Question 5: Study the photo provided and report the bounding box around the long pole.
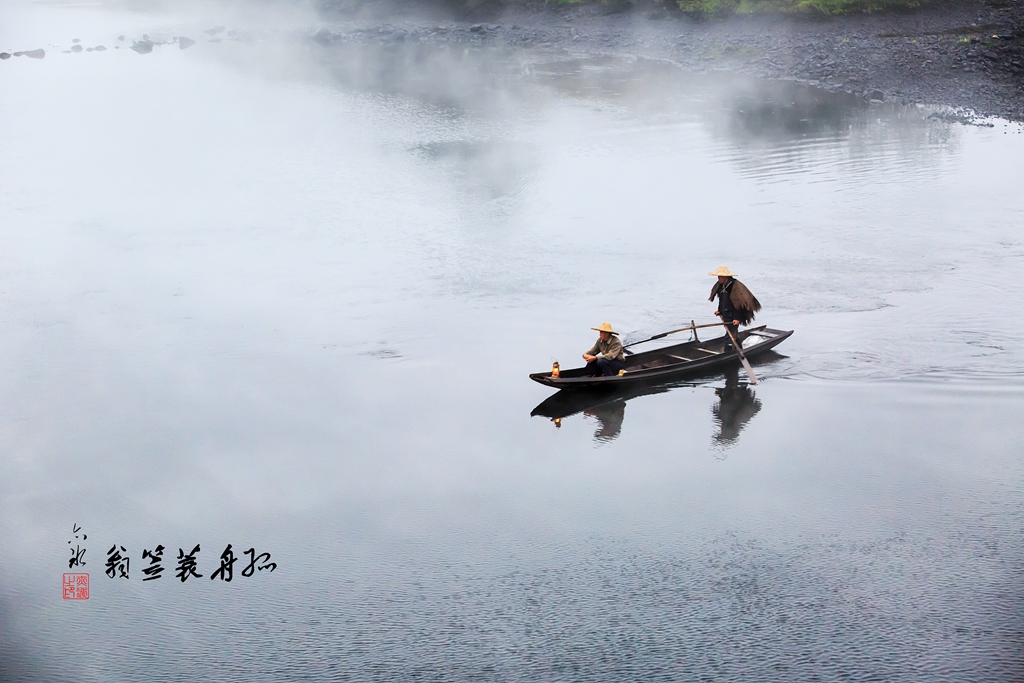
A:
[622,322,729,354]
[724,326,758,385]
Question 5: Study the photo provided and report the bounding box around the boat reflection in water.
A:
[532,353,783,446]
[532,383,671,444]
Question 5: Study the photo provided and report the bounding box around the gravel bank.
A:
[316,0,1024,121]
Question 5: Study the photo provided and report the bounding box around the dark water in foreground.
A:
[1,2,1022,681]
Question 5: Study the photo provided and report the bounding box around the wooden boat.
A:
[529,325,793,390]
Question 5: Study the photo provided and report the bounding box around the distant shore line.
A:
[317,0,1024,121]
[522,0,930,19]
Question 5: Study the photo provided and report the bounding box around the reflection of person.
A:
[708,266,761,347]
[582,322,625,377]
[712,367,762,446]
[585,399,626,443]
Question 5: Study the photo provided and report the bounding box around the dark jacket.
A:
[709,278,761,326]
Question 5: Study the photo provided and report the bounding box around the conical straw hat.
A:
[708,265,738,277]
[591,322,618,335]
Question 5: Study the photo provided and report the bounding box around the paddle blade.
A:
[740,356,758,385]
[725,327,758,385]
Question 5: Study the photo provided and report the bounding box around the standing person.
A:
[708,266,761,348]
[582,322,626,377]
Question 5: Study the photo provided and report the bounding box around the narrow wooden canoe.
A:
[529,325,793,390]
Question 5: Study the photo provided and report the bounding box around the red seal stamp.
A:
[62,573,89,600]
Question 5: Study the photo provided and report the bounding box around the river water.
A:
[1,1,1022,681]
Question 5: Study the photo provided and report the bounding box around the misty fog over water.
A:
[1,1,1022,681]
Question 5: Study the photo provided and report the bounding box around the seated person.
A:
[583,322,626,376]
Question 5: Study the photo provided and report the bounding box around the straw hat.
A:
[591,322,618,335]
[708,265,738,277]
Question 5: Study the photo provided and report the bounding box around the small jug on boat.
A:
[551,361,560,378]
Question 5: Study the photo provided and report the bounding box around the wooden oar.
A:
[622,321,728,355]
[724,326,758,385]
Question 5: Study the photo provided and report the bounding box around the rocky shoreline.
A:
[316,0,1024,121]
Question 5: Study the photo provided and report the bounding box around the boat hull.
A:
[529,326,793,390]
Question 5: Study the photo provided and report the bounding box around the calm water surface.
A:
[1,1,1022,681]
